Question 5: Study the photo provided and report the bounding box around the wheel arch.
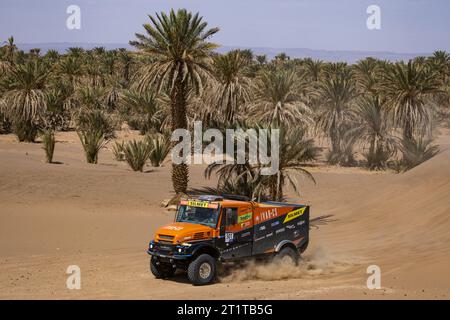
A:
[275,240,298,253]
[191,244,220,259]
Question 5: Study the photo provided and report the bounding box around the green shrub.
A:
[12,120,38,142]
[123,139,152,172]
[78,130,106,164]
[400,136,439,171]
[112,141,125,161]
[147,134,171,167]
[76,110,114,164]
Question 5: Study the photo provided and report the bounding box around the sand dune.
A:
[0,131,449,299]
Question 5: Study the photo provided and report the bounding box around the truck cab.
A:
[147,195,309,285]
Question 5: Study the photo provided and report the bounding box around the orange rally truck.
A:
[147,195,310,285]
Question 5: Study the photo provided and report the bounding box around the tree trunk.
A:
[403,121,414,141]
[330,120,340,154]
[269,172,284,202]
[170,67,189,194]
[368,136,376,168]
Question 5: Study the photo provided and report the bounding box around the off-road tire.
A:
[150,256,176,279]
[187,254,216,286]
[274,246,300,266]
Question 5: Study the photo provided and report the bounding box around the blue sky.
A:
[0,0,449,53]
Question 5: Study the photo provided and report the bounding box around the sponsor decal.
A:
[266,232,273,238]
[163,225,184,231]
[225,232,234,243]
[271,221,280,227]
[283,207,306,223]
[259,225,266,231]
[293,230,300,237]
[254,236,265,242]
[260,208,278,222]
[275,227,285,234]
[187,200,209,208]
[241,231,251,237]
[238,212,252,223]
[240,221,251,228]
[286,224,295,229]
[297,221,305,226]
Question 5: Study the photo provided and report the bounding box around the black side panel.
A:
[217,227,253,260]
[252,206,309,256]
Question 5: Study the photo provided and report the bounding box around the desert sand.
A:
[0,128,449,299]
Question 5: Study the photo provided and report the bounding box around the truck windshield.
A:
[176,205,219,228]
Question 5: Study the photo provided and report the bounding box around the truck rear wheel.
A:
[150,256,176,279]
[187,254,216,286]
[274,247,299,266]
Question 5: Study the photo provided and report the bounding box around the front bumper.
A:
[147,241,193,260]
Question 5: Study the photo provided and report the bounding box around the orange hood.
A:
[154,222,214,243]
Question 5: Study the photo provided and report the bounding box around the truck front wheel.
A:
[150,256,176,279]
[274,246,299,266]
[187,254,216,286]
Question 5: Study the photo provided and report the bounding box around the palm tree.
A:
[428,51,450,111]
[209,50,252,124]
[350,95,397,169]
[130,9,219,195]
[56,56,84,86]
[66,47,85,59]
[428,50,449,84]
[44,49,60,63]
[91,47,106,58]
[84,57,103,87]
[316,71,358,157]
[3,36,17,64]
[121,89,163,134]
[117,49,134,82]
[101,50,117,76]
[2,60,50,141]
[303,58,323,82]
[104,76,124,111]
[249,69,312,128]
[255,54,267,66]
[0,50,11,76]
[274,52,289,65]
[382,60,442,139]
[266,128,319,201]
[204,127,318,201]
[74,85,106,110]
[353,57,382,95]
[29,48,41,58]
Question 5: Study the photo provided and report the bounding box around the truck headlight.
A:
[178,248,183,253]
[180,242,192,247]
[149,243,154,249]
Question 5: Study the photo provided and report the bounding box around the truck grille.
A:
[158,240,173,245]
[157,234,175,244]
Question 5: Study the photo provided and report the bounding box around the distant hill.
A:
[16,42,430,64]
[16,43,133,54]
[217,46,430,64]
